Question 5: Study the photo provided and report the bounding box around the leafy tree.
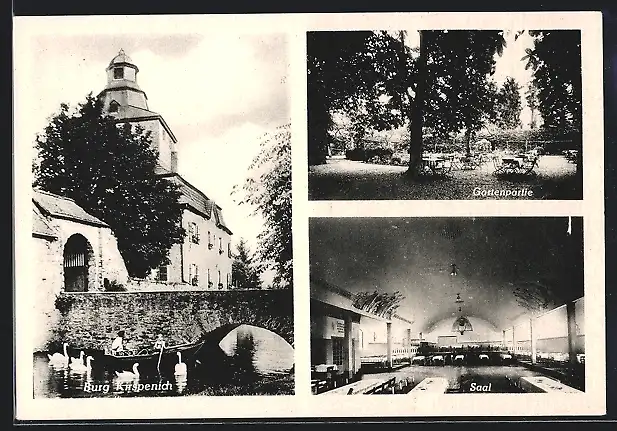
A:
[231,238,263,289]
[525,81,540,129]
[307,30,507,172]
[235,125,291,289]
[33,95,185,278]
[522,30,581,132]
[496,76,523,129]
[522,30,582,175]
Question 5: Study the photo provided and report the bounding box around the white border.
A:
[14,11,605,420]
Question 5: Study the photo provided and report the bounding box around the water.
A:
[34,325,294,398]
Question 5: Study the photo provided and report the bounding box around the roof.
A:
[108,49,138,70]
[109,104,178,143]
[33,189,108,228]
[32,206,57,239]
[158,173,233,235]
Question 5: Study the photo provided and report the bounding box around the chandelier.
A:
[452,316,474,335]
[450,264,473,335]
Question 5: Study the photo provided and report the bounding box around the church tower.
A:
[98,49,178,173]
[99,49,149,113]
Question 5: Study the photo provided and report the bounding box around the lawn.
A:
[308,155,581,200]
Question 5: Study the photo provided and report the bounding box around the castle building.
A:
[97,49,234,289]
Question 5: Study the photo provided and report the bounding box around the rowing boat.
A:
[99,339,205,375]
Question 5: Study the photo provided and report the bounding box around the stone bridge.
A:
[45,289,293,353]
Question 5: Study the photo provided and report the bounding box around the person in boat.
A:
[111,330,125,356]
[154,334,166,350]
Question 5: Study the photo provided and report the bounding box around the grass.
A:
[308,155,581,200]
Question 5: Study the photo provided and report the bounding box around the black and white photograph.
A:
[307,29,583,200]
[18,23,293,399]
[310,217,586,395]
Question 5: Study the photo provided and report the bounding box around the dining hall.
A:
[309,216,585,395]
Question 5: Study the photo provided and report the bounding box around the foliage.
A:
[307,30,507,170]
[104,279,126,292]
[525,80,541,129]
[231,238,263,289]
[422,30,505,155]
[235,125,292,289]
[54,293,76,314]
[33,95,186,278]
[352,290,405,319]
[523,30,582,132]
[495,76,523,129]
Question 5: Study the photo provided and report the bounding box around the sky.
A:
[16,28,290,282]
[309,217,583,334]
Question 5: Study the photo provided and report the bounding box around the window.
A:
[226,273,231,288]
[207,231,212,249]
[227,242,232,258]
[219,237,223,254]
[207,268,212,288]
[189,264,198,286]
[332,338,344,366]
[188,222,199,244]
[218,270,222,288]
[109,100,119,113]
[157,265,168,282]
[113,67,124,79]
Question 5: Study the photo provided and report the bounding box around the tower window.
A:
[113,67,124,79]
[109,100,119,113]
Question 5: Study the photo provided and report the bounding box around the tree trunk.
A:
[407,30,426,177]
[465,127,473,156]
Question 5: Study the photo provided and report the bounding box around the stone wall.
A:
[42,289,293,353]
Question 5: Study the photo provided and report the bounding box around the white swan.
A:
[70,350,85,366]
[69,355,93,372]
[115,363,139,379]
[48,343,69,366]
[174,352,187,376]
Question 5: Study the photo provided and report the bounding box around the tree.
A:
[522,30,581,132]
[235,125,292,289]
[33,95,185,278]
[231,238,263,289]
[496,76,523,129]
[523,30,582,173]
[525,81,540,129]
[307,30,507,172]
[421,30,505,157]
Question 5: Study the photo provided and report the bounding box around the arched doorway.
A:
[63,234,93,292]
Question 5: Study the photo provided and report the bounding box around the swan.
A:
[115,363,139,379]
[174,352,187,376]
[70,350,85,366]
[48,343,69,366]
[69,355,93,372]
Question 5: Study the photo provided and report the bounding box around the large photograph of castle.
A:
[25,31,293,397]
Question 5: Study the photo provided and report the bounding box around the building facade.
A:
[97,49,233,290]
[32,189,129,350]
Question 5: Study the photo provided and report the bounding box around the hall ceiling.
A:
[309,217,584,332]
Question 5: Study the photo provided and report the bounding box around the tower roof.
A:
[108,49,139,71]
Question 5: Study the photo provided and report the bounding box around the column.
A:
[512,326,516,354]
[566,300,577,366]
[343,314,353,380]
[386,322,393,369]
[419,332,423,342]
[530,318,537,364]
[502,330,506,347]
[406,328,412,360]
